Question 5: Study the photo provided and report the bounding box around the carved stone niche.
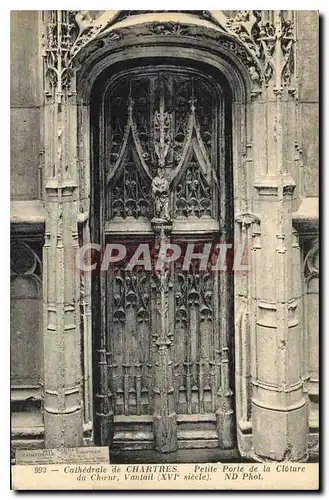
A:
[10,237,44,451]
[10,198,45,454]
[293,198,319,460]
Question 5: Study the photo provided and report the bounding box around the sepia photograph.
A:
[10,8,319,490]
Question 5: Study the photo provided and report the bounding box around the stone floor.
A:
[110,448,319,464]
[110,448,243,464]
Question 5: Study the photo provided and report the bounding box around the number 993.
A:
[34,467,47,474]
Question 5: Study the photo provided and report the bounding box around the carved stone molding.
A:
[41,10,84,445]
[293,198,319,240]
[235,212,260,226]
[254,176,296,197]
[41,10,295,96]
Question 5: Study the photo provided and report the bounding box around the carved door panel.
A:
[93,66,234,452]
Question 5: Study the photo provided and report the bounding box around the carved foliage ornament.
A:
[225,10,295,87]
[42,10,295,93]
[42,10,77,94]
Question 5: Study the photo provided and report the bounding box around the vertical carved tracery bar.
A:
[151,107,177,450]
[42,10,83,447]
[151,223,177,452]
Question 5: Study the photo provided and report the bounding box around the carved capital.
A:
[254,175,296,197]
[235,212,260,226]
[293,198,319,239]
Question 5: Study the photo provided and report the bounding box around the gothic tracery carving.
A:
[112,268,151,325]
[110,158,152,219]
[153,109,171,169]
[11,241,42,284]
[175,259,213,324]
[42,10,76,94]
[105,70,218,222]
[224,10,295,87]
[42,10,295,95]
[175,155,212,218]
[108,264,153,416]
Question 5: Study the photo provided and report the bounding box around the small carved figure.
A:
[259,20,275,38]
[282,19,294,38]
[152,172,171,221]
[75,11,94,36]
[249,65,260,83]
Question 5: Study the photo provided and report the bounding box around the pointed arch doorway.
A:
[91,60,236,457]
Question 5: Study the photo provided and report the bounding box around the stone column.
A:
[42,11,83,447]
[250,11,308,461]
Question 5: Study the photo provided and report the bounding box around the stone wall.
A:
[11,11,44,451]
[297,11,319,198]
[11,11,43,200]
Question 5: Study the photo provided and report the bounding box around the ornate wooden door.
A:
[92,65,235,453]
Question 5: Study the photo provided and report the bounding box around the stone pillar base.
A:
[216,409,235,449]
[252,402,308,461]
[44,410,83,449]
[153,414,178,453]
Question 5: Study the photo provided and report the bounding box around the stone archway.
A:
[42,10,308,462]
[75,24,253,459]
[88,59,236,456]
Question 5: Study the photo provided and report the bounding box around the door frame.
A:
[75,33,255,457]
[41,10,309,462]
[89,61,236,452]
